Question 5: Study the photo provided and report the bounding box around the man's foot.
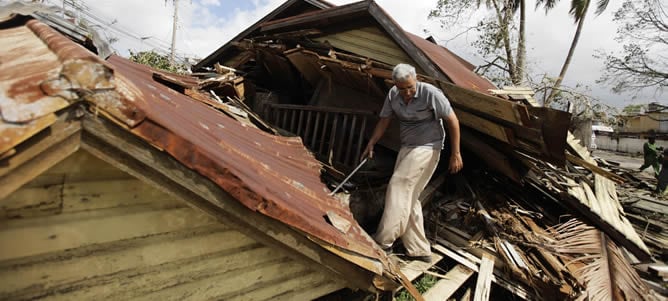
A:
[405,255,432,263]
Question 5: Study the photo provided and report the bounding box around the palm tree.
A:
[482,0,526,85]
[538,0,610,106]
[431,0,527,85]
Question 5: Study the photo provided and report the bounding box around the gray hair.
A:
[392,63,416,83]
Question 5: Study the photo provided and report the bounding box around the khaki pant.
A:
[374,146,440,257]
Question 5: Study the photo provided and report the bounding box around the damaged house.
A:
[1,0,665,300]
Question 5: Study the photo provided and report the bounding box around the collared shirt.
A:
[379,81,453,149]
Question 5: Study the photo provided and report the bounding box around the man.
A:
[361,63,462,263]
[640,134,663,177]
[655,148,668,196]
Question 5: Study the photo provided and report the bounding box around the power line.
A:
[52,0,193,63]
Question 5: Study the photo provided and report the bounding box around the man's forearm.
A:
[444,113,460,154]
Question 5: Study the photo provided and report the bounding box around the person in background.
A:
[655,149,668,196]
[639,133,663,177]
[361,63,462,263]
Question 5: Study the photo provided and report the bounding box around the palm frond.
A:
[535,0,559,14]
[546,219,650,301]
[569,0,589,23]
[594,0,610,15]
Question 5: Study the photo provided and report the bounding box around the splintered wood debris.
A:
[188,13,664,298]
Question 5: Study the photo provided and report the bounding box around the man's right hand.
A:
[361,144,374,160]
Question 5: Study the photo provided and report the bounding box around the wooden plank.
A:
[460,287,472,301]
[226,270,332,301]
[134,258,309,301]
[432,243,533,300]
[455,109,512,144]
[566,153,625,184]
[260,1,368,32]
[80,116,375,291]
[1,184,62,218]
[315,29,414,67]
[17,150,132,188]
[0,225,258,296]
[285,50,322,86]
[0,113,57,155]
[567,132,596,164]
[39,248,295,301]
[460,128,522,183]
[473,253,494,301]
[62,178,182,212]
[367,2,447,81]
[0,206,212,261]
[648,265,668,278]
[439,81,526,126]
[399,253,444,282]
[424,265,474,301]
[0,130,80,201]
[0,118,80,178]
[271,276,346,301]
[632,200,668,215]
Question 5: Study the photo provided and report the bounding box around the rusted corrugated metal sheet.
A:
[0,16,384,268]
[109,55,383,259]
[406,32,497,93]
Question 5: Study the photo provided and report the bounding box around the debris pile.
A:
[186,3,666,298]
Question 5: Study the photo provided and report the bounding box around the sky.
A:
[37,0,667,109]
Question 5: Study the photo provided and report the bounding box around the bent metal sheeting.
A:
[0,16,385,271]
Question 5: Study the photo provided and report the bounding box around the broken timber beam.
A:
[473,253,495,301]
[432,242,535,300]
[566,153,625,184]
[423,265,474,301]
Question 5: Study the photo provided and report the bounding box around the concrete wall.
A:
[593,135,668,154]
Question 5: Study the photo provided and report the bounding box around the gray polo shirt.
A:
[379,82,453,149]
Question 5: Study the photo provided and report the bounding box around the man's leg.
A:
[401,148,440,257]
[374,147,434,249]
[656,168,668,195]
[653,162,661,177]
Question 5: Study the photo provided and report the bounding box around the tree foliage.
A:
[429,0,526,86]
[597,0,668,95]
[128,50,186,74]
[538,0,610,106]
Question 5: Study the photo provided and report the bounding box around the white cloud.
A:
[200,0,221,6]
[60,0,661,108]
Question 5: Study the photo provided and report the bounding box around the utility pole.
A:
[170,0,178,67]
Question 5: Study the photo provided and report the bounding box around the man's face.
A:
[396,76,417,101]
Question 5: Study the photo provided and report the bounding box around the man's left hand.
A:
[448,153,463,174]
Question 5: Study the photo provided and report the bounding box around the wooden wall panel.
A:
[315,26,424,74]
[0,150,345,300]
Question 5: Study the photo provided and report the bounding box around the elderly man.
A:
[361,63,462,262]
